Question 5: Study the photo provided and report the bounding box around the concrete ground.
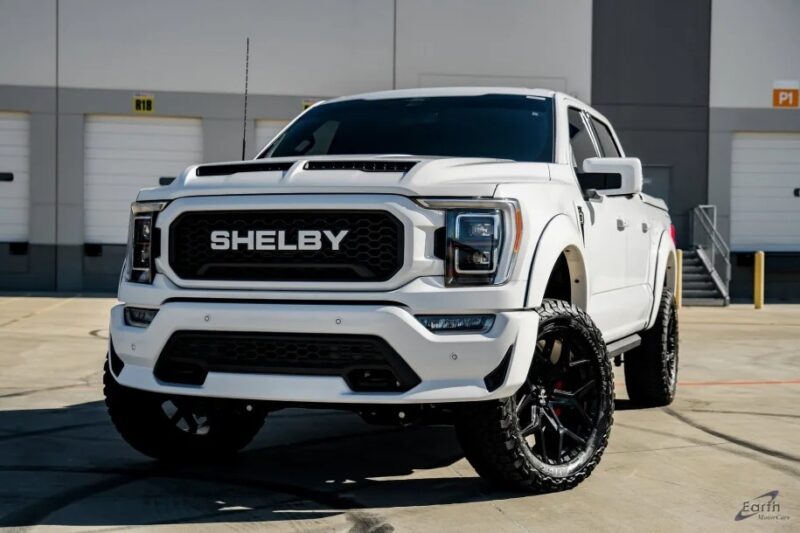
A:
[0,297,797,532]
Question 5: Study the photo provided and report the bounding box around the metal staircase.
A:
[682,205,731,306]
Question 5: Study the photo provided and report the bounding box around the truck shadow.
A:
[1,396,646,527]
[0,400,529,528]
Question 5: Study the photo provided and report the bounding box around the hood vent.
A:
[304,160,418,173]
[196,161,294,177]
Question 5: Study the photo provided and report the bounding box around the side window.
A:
[590,117,621,158]
[567,108,599,169]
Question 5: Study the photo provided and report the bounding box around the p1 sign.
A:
[772,81,799,108]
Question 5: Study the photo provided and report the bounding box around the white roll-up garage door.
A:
[731,132,800,252]
[84,115,202,244]
[255,120,289,155]
[0,112,30,242]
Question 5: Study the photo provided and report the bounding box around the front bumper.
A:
[109,301,539,404]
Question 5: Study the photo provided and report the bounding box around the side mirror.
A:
[581,157,643,196]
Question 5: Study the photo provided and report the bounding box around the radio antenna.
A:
[241,37,250,160]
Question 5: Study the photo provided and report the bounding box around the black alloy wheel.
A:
[515,328,602,465]
[455,299,614,492]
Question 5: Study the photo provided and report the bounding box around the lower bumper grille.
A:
[154,331,421,392]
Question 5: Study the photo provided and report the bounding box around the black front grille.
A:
[169,210,404,282]
[154,331,421,392]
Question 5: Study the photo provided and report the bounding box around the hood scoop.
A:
[196,161,294,177]
[304,160,418,173]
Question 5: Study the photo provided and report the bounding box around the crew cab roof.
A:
[325,87,559,103]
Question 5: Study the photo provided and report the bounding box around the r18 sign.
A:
[133,93,155,113]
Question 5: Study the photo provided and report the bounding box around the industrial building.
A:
[0,0,798,300]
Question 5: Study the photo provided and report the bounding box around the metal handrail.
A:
[691,205,731,298]
[694,206,730,256]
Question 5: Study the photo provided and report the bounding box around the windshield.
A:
[260,95,554,162]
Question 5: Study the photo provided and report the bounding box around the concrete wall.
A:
[0,0,597,292]
[0,87,315,292]
[710,0,800,109]
[0,0,394,96]
[0,1,58,289]
[1,0,593,99]
[0,87,58,291]
[591,0,712,246]
[2,0,798,297]
[395,0,592,101]
[707,0,800,301]
[0,0,56,87]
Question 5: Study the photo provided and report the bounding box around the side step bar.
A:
[606,334,641,357]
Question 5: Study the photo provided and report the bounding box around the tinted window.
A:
[590,117,621,157]
[567,108,598,167]
[263,95,554,162]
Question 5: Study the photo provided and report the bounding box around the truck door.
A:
[568,108,627,332]
[587,114,654,324]
[568,108,634,338]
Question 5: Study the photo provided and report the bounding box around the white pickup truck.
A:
[105,88,678,492]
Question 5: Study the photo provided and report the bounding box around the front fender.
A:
[523,214,589,310]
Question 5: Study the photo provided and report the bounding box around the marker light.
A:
[417,314,495,334]
[124,306,158,328]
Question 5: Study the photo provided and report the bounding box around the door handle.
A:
[616,218,629,231]
[642,221,650,232]
[794,188,800,197]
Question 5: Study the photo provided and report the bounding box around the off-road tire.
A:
[454,299,614,492]
[103,361,265,461]
[624,288,679,406]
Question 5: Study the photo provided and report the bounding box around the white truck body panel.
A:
[110,87,675,405]
[137,156,551,201]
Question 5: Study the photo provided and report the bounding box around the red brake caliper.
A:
[553,380,564,416]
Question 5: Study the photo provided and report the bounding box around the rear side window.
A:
[590,117,621,157]
[567,108,598,168]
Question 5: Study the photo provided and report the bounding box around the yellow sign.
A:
[133,93,155,113]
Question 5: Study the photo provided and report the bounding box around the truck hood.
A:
[136,155,551,201]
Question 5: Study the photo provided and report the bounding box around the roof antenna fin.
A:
[241,37,250,160]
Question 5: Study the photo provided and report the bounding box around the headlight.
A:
[416,198,522,286]
[124,201,167,284]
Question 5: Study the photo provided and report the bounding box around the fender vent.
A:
[196,162,294,176]
[304,160,417,173]
[484,345,513,392]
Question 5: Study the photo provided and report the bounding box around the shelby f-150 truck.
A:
[105,88,679,492]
